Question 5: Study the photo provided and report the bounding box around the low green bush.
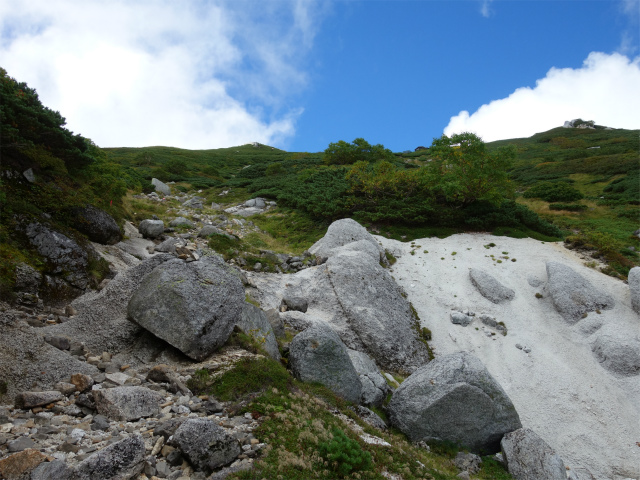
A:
[523,181,584,202]
[549,203,588,211]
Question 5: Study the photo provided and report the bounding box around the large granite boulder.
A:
[289,322,362,403]
[591,324,640,376]
[347,349,390,407]
[74,434,146,479]
[25,222,89,289]
[469,268,515,304]
[71,205,122,245]
[501,428,567,480]
[235,303,280,360]
[325,247,431,372]
[45,254,174,356]
[151,178,171,196]
[93,386,163,421]
[388,352,522,454]
[309,218,384,262]
[169,418,241,471]
[138,219,164,239]
[546,262,614,323]
[127,255,244,361]
[629,267,640,314]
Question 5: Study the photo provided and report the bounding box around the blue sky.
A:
[1,0,639,151]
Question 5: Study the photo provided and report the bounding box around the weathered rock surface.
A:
[182,197,203,209]
[127,255,244,361]
[289,322,362,403]
[169,217,194,228]
[235,303,280,360]
[347,349,390,407]
[500,428,566,480]
[25,222,89,289]
[138,219,164,239]
[154,236,185,254]
[0,449,49,479]
[388,352,521,453]
[281,296,308,313]
[74,434,146,479]
[14,391,63,409]
[546,262,614,323]
[71,205,122,245]
[325,247,431,372]
[169,418,242,472]
[469,268,515,303]
[591,324,640,376]
[629,266,640,314]
[93,386,163,421]
[308,218,384,262]
[266,308,285,339]
[151,178,171,196]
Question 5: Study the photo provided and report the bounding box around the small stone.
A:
[8,437,36,452]
[71,373,95,393]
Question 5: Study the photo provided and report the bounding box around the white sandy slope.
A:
[376,233,640,480]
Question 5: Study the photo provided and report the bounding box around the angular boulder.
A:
[235,303,280,360]
[25,222,89,289]
[325,247,431,372]
[183,197,203,209]
[138,219,164,239]
[127,255,244,360]
[591,324,640,376]
[501,428,566,480]
[546,262,614,323]
[308,218,384,262]
[289,322,362,403]
[74,434,146,479]
[0,449,49,479]
[93,386,162,421]
[347,349,390,407]
[629,267,640,314]
[388,352,522,454]
[14,391,63,409]
[469,268,515,303]
[169,418,241,471]
[71,205,122,245]
[151,178,171,196]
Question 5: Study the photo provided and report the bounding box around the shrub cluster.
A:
[523,181,584,202]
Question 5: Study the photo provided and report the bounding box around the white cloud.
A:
[444,52,640,142]
[480,0,493,18]
[0,0,326,148]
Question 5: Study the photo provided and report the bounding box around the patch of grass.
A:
[535,293,543,299]
[384,249,397,266]
[318,427,373,477]
[250,209,328,255]
[210,357,291,402]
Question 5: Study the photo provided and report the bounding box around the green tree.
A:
[427,132,515,206]
[323,137,395,165]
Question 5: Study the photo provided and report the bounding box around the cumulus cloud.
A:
[444,52,640,141]
[0,1,326,148]
[480,0,494,18]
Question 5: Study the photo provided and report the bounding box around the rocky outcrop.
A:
[388,352,521,454]
[501,428,567,480]
[169,418,242,472]
[70,205,122,245]
[546,262,614,323]
[289,322,362,403]
[347,349,390,407]
[14,391,63,409]
[127,255,244,361]
[469,268,515,303]
[629,267,640,314]
[25,222,89,290]
[138,219,164,239]
[325,246,430,372]
[591,324,640,376]
[235,303,280,360]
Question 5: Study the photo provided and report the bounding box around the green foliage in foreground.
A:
[192,355,514,480]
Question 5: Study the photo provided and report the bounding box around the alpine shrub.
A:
[318,428,372,477]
